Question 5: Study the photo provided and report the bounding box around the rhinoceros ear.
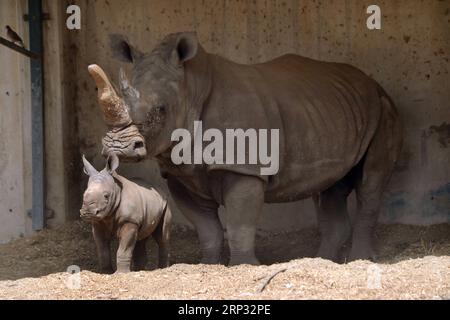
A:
[109,33,143,63]
[82,155,98,176]
[105,153,120,174]
[174,32,198,64]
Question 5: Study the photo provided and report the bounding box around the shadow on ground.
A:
[0,221,449,280]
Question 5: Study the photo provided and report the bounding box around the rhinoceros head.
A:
[80,154,120,222]
[98,32,201,160]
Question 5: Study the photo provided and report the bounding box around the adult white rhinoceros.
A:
[88,32,402,265]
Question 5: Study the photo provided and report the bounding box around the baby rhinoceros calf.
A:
[80,154,172,273]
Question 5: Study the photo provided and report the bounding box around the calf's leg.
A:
[116,222,138,273]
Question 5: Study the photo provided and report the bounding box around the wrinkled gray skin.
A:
[103,32,402,265]
[80,154,171,273]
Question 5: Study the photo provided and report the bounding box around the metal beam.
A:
[29,0,45,230]
[0,36,40,59]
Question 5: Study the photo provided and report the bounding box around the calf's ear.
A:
[172,32,198,64]
[105,153,120,174]
[82,155,98,176]
[109,33,143,63]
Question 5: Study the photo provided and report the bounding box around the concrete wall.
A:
[0,0,32,243]
[0,0,79,243]
[1,0,449,242]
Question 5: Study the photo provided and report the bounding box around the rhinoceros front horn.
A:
[88,64,132,129]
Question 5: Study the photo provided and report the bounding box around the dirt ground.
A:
[0,221,449,299]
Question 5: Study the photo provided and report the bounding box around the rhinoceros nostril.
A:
[133,141,144,149]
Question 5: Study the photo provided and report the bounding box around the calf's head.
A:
[80,154,121,222]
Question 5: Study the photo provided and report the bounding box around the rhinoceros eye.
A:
[155,105,166,114]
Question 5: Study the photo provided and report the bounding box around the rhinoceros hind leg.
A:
[167,177,224,264]
[349,100,402,262]
[348,163,383,262]
[314,174,354,262]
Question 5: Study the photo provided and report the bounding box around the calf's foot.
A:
[115,260,132,273]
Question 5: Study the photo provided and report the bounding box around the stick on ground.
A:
[257,267,289,293]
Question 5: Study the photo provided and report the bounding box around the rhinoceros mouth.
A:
[79,209,99,222]
[80,206,110,222]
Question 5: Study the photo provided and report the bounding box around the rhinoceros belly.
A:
[262,56,382,202]
[203,54,382,203]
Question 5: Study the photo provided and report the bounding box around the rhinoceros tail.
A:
[376,84,397,116]
[376,84,403,164]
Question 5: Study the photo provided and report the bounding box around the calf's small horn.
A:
[88,64,132,128]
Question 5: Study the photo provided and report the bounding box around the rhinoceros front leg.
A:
[116,222,138,273]
[222,172,264,266]
[167,177,224,264]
